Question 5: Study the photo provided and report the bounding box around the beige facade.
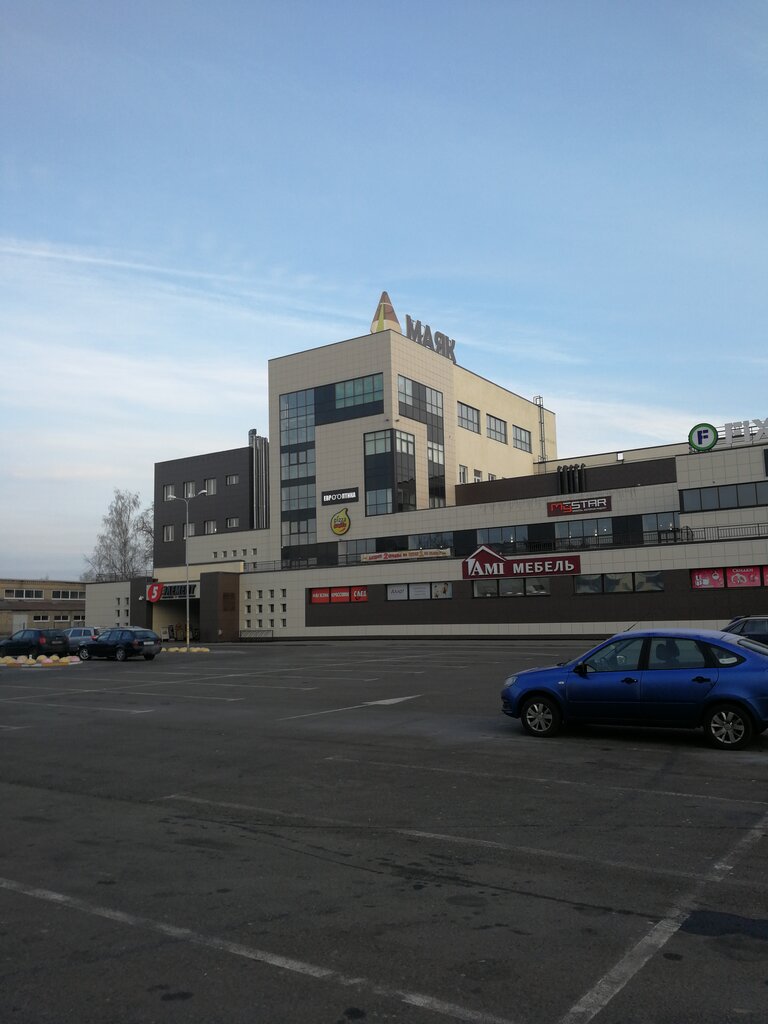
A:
[0,578,86,636]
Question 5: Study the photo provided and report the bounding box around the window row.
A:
[680,480,768,513]
[162,477,240,501]
[334,373,383,409]
[5,588,44,599]
[5,588,85,600]
[162,519,240,541]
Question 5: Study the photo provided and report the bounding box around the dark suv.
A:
[77,627,162,662]
[723,616,768,645]
[0,628,69,657]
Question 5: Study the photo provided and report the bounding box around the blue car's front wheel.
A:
[520,695,561,738]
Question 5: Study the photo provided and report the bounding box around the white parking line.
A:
[324,756,768,808]
[0,876,517,1024]
[158,794,766,892]
[0,698,154,714]
[557,809,768,1024]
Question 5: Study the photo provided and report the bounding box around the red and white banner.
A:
[462,546,581,580]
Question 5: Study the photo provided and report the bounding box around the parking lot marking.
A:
[557,809,768,1024]
[0,698,154,714]
[159,795,767,892]
[279,694,422,721]
[0,875,518,1024]
[325,756,768,808]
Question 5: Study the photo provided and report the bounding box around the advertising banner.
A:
[690,569,724,590]
[726,566,761,588]
[462,546,581,580]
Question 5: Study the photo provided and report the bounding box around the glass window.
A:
[473,580,499,598]
[226,474,239,486]
[682,489,702,512]
[634,571,664,592]
[226,517,240,529]
[473,470,482,483]
[718,485,738,508]
[459,465,468,484]
[487,415,508,443]
[163,484,175,501]
[183,481,196,497]
[395,430,415,456]
[204,478,217,495]
[366,488,392,516]
[458,402,480,433]
[525,577,550,596]
[499,578,525,597]
[700,487,718,511]
[737,482,756,505]
[647,638,707,670]
[334,373,383,409]
[574,574,603,595]
[163,525,174,542]
[512,425,532,452]
[204,520,217,535]
[182,522,195,539]
[704,644,744,667]
[582,637,644,673]
[604,573,633,593]
[364,430,391,456]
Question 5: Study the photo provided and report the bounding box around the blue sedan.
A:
[501,628,768,750]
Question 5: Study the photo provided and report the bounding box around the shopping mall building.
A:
[86,294,768,641]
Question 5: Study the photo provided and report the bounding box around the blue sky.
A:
[2,0,766,579]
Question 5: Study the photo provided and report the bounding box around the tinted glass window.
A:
[583,637,644,672]
[703,644,744,667]
[647,638,707,670]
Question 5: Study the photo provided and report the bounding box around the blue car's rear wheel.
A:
[704,704,754,750]
[520,695,561,737]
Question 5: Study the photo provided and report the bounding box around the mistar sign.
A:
[405,314,457,364]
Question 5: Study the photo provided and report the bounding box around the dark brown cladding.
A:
[455,458,678,506]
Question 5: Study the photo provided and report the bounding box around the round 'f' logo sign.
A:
[688,423,718,452]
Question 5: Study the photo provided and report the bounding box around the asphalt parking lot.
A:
[1,640,766,1024]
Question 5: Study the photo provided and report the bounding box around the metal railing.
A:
[241,522,768,574]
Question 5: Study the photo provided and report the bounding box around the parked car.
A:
[501,628,768,750]
[0,628,69,658]
[77,627,162,662]
[62,626,101,653]
[723,616,768,645]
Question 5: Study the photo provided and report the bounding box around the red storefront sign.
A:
[146,582,165,603]
[350,587,368,602]
[726,566,761,588]
[310,588,330,603]
[330,587,350,603]
[690,569,725,590]
[547,496,611,517]
[462,546,581,580]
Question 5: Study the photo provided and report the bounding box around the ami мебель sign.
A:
[462,546,581,579]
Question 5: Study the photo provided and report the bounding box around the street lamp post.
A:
[170,489,206,647]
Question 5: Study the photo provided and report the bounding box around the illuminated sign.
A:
[547,496,611,517]
[361,549,450,563]
[462,546,581,580]
[322,488,359,506]
[689,419,768,452]
[405,314,457,364]
[310,586,368,604]
[330,508,351,536]
[153,583,197,600]
[146,582,164,603]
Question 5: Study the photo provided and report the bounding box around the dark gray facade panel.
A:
[455,458,678,507]
[304,569,746,632]
[154,447,254,568]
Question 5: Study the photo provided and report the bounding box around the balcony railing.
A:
[242,522,768,574]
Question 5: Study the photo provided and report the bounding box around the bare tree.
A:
[82,489,154,581]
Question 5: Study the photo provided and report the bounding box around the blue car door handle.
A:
[692,676,712,683]
[622,677,639,684]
